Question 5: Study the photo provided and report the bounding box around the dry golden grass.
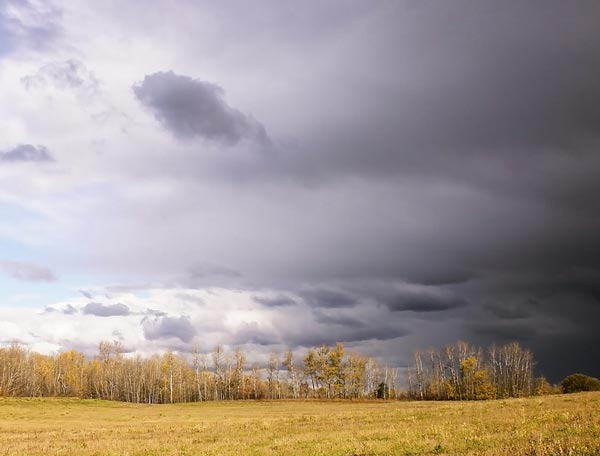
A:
[0,393,599,455]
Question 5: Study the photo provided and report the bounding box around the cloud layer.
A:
[0,0,599,382]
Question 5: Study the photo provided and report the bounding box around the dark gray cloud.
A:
[468,321,538,342]
[312,309,365,328]
[0,260,56,281]
[82,302,130,317]
[319,2,598,184]
[143,315,196,343]
[485,301,532,320]
[528,333,600,382]
[192,1,600,213]
[289,325,409,348]
[417,271,477,287]
[133,71,270,145]
[0,144,53,162]
[253,294,296,307]
[382,289,467,313]
[462,268,600,381]
[299,288,358,309]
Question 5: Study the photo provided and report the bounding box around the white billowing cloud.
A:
[143,315,195,343]
[0,286,424,365]
[0,319,29,343]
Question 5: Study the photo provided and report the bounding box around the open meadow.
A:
[0,393,599,455]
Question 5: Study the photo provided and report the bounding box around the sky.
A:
[1,0,599,383]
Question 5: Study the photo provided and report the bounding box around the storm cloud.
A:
[382,288,467,313]
[133,71,270,145]
[1,0,599,383]
[312,309,365,329]
[287,324,409,348]
[299,288,358,309]
[253,295,297,308]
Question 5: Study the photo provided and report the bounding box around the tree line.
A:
[2,340,589,403]
[407,341,551,400]
[0,342,398,403]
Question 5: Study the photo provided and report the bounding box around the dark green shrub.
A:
[560,373,600,393]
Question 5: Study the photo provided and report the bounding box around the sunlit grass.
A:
[0,393,599,455]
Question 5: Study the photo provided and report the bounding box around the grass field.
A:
[0,393,599,455]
